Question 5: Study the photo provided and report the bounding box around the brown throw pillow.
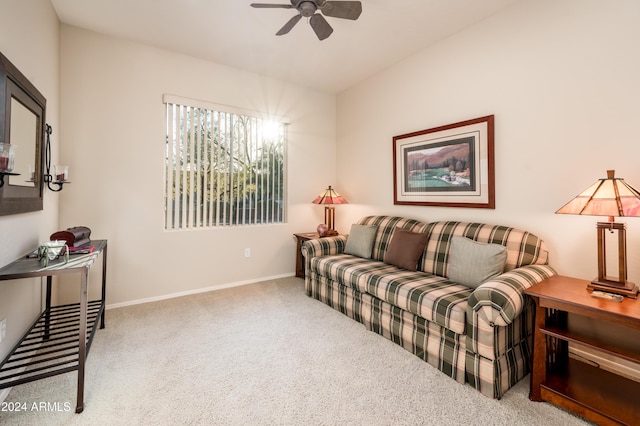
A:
[383,227,428,271]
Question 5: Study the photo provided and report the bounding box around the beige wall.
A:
[336,0,640,284]
[0,0,60,364]
[58,26,336,306]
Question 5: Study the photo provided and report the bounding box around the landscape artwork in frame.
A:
[393,115,495,208]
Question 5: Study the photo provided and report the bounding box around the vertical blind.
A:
[164,96,287,230]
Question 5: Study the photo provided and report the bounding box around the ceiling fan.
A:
[250,1,362,41]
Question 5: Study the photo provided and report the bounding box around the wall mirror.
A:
[0,51,46,216]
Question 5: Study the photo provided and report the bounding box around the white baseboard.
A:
[105,273,296,310]
[570,344,640,383]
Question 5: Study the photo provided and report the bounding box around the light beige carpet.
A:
[1,277,589,425]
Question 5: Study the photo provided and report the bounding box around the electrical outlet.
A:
[244,248,251,258]
[0,318,6,343]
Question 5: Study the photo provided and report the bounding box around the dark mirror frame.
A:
[0,51,46,216]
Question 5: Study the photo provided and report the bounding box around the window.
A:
[164,95,287,230]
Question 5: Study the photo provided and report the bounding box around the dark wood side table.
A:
[524,275,640,425]
[293,233,320,278]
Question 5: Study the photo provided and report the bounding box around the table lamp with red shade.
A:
[312,185,348,237]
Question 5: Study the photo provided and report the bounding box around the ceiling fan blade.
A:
[276,14,302,36]
[310,14,333,40]
[320,1,362,20]
[250,3,295,9]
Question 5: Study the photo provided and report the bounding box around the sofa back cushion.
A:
[419,221,549,277]
[356,216,428,262]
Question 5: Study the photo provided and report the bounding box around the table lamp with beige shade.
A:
[556,170,640,298]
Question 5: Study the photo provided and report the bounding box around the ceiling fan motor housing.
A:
[298,1,318,17]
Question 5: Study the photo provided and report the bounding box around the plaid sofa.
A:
[301,215,556,399]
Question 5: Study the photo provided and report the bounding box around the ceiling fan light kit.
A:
[251,0,362,40]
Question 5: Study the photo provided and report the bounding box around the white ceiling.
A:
[51,0,520,93]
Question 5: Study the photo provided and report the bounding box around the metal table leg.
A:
[44,276,52,340]
[75,268,88,413]
[100,243,107,329]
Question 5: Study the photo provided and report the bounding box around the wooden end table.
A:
[524,275,640,425]
[293,233,320,279]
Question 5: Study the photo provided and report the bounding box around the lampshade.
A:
[312,185,348,205]
[556,170,640,220]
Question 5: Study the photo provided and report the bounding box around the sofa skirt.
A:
[305,272,533,399]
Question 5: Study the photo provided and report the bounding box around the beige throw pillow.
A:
[344,224,378,259]
[447,236,508,288]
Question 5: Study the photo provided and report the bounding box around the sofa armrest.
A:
[301,235,348,260]
[467,264,557,327]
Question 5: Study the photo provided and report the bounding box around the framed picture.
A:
[393,115,494,208]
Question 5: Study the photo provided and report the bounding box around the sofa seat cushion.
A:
[366,269,472,334]
[310,254,398,293]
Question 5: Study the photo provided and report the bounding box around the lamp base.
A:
[587,278,639,299]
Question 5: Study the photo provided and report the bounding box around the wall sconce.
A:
[44,124,69,192]
[556,170,640,298]
[312,185,348,236]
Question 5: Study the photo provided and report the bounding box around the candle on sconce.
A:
[0,143,15,172]
[54,165,68,182]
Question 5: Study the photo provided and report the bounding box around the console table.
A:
[525,275,640,425]
[0,240,107,413]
